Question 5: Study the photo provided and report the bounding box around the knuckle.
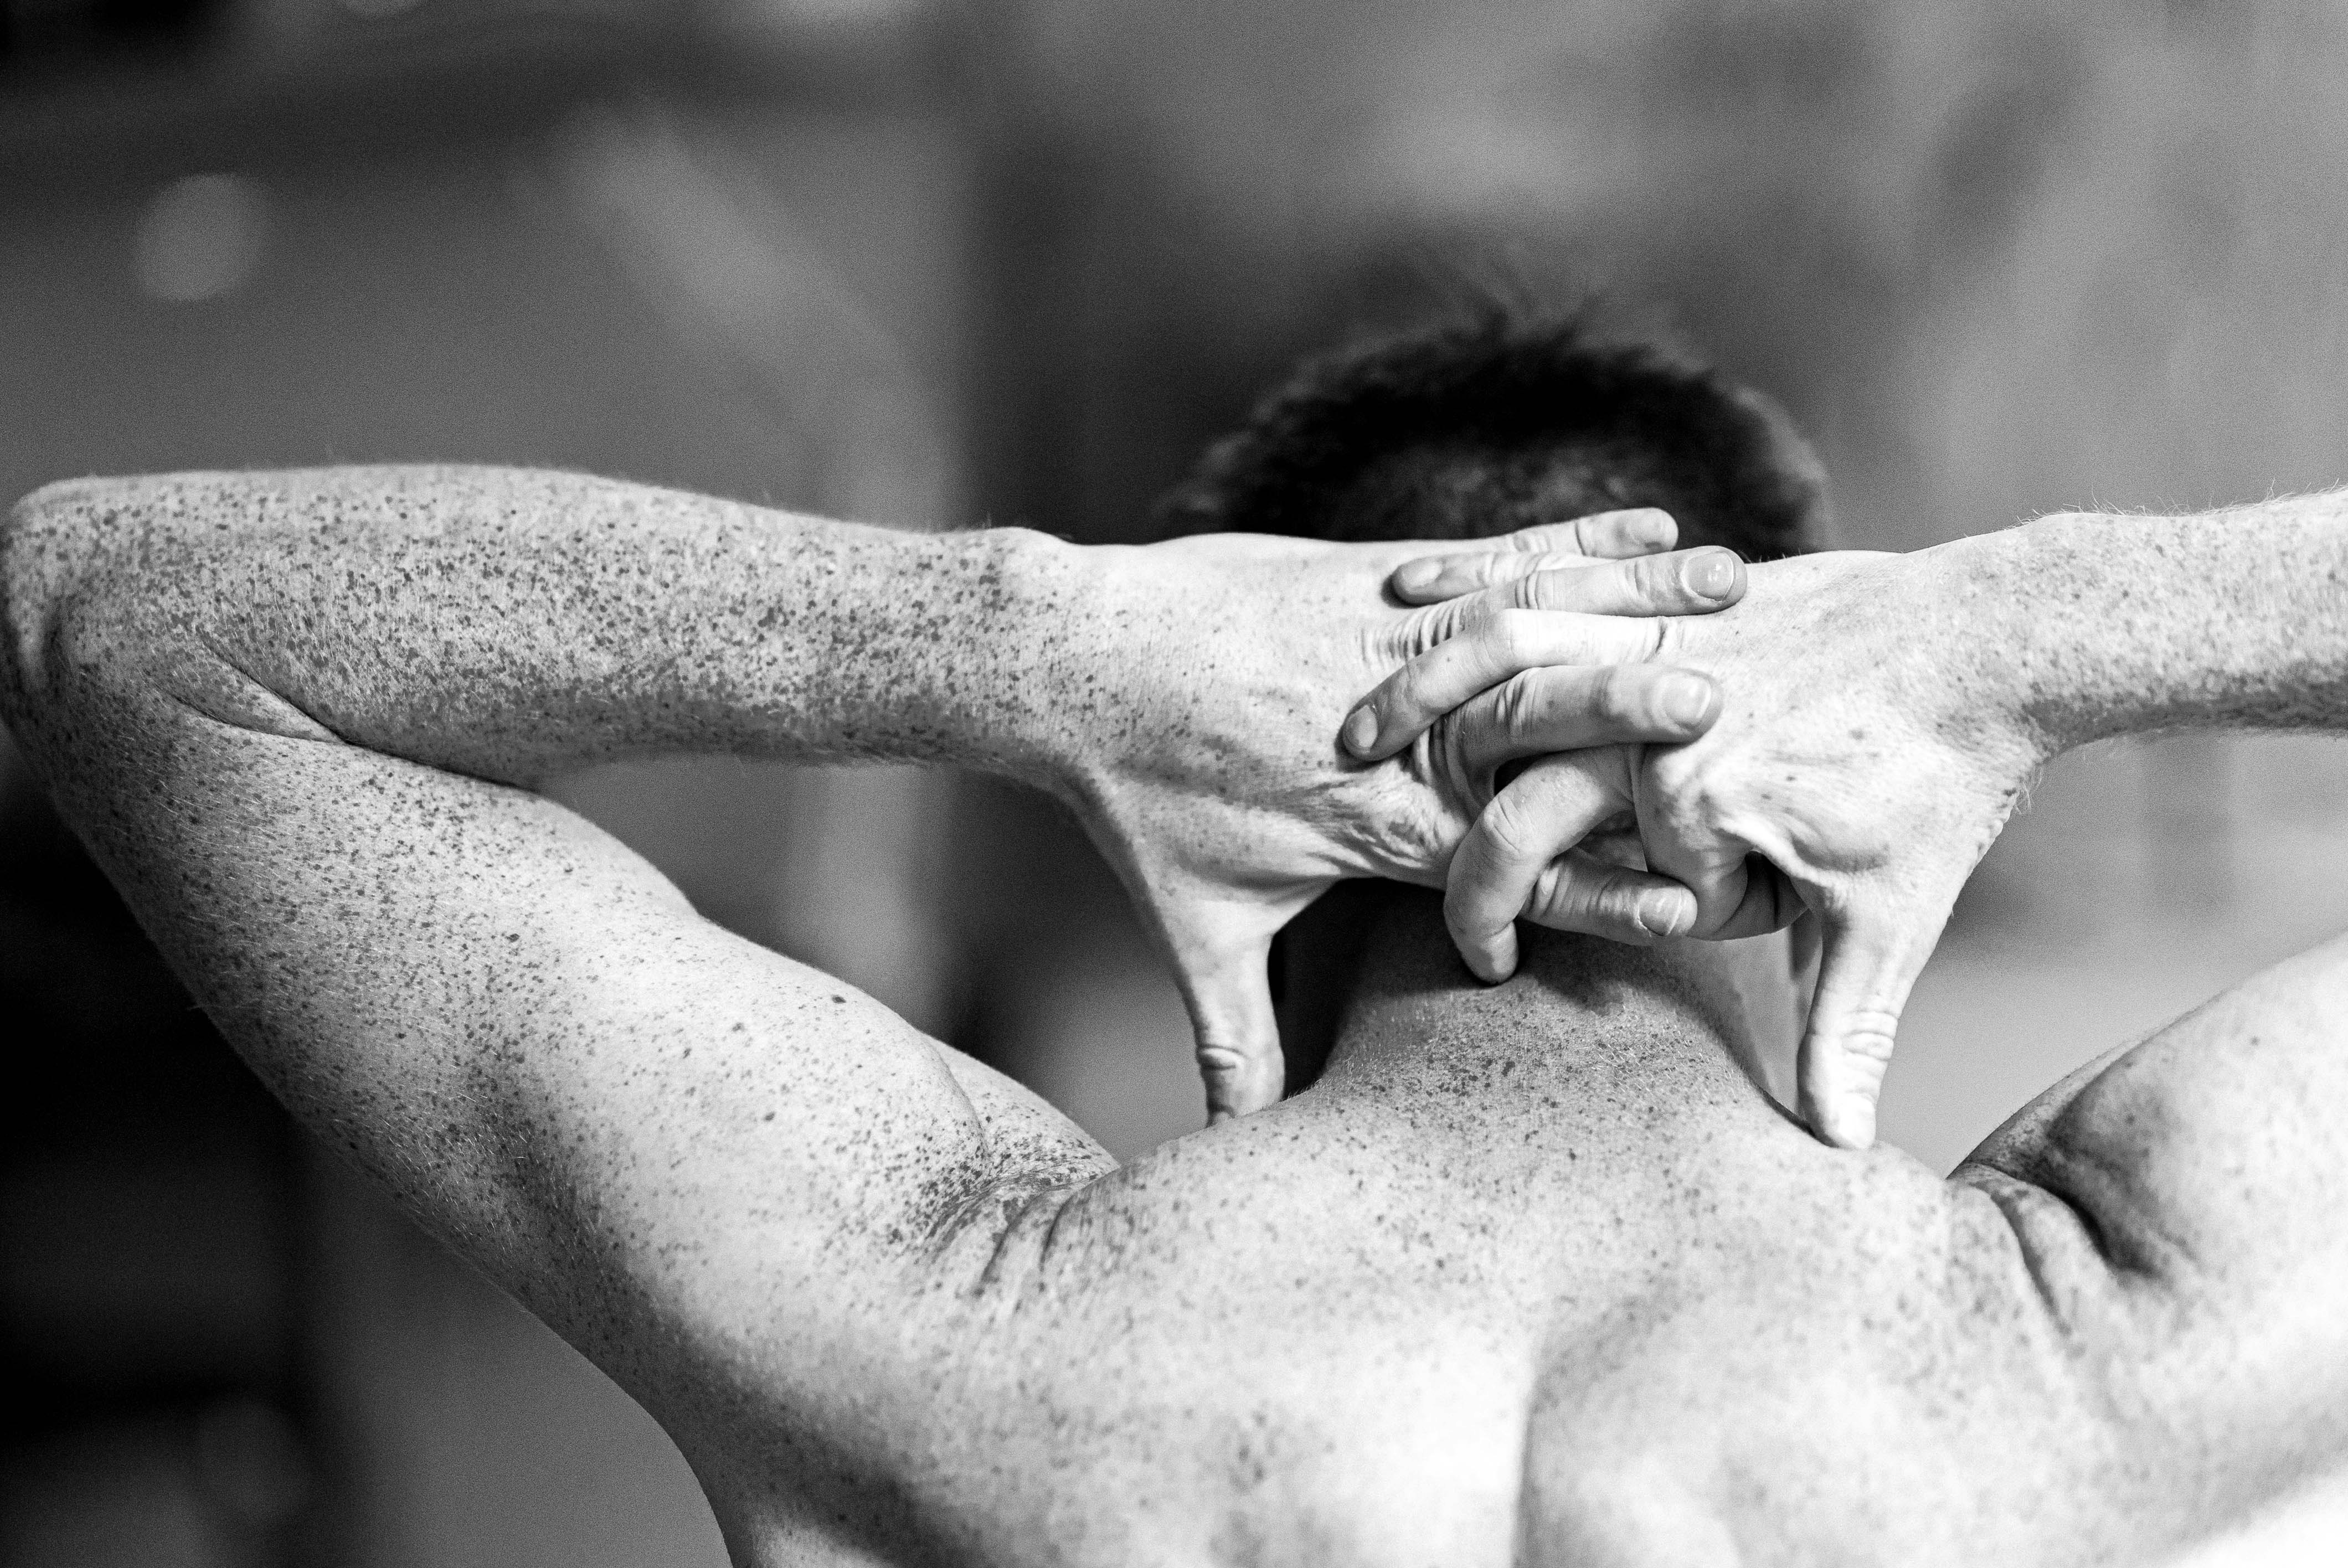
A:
[1817,1045,1894,1108]
[1528,858,1566,914]
[1599,879,1657,932]
[1389,671,1432,728]
[1538,863,1643,942]
[1494,671,1547,739]
[1592,663,1639,724]
[1490,610,1535,666]
[1830,1012,1903,1065]
[1624,553,1670,605]
[1194,1043,1248,1079]
[1571,867,1630,922]
[1645,741,1703,794]
[1480,792,1540,864]
[1409,604,1458,650]
[1530,564,1593,611]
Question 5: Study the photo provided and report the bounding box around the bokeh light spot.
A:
[133,173,271,305]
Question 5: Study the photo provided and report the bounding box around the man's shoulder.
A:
[1514,1151,2176,1566]
[1943,930,2348,1563]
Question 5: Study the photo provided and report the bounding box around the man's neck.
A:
[1307,894,1790,1123]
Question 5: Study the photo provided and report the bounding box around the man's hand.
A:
[1059,510,1751,1121]
[1338,538,1754,979]
[1343,548,2045,1149]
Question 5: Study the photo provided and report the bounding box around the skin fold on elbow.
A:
[3,479,338,750]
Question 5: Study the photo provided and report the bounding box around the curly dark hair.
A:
[1155,311,1830,559]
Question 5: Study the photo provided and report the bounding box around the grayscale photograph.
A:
[2,2,2345,1564]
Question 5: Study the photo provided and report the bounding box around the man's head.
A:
[1158,309,1832,1092]
[1156,310,1831,559]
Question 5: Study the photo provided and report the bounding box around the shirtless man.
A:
[5,318,2345,1565]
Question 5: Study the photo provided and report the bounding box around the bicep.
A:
[52,688,1109,1407]
[1956,935,2348,1491]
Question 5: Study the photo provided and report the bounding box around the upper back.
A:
[802,909,2134,1568]
[693,899,2348,1567]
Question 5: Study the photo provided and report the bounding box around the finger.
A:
[1571,507,1679,560]
[1453,664,1722,778]
[1478,508,1683,568]
[1388,508,1677,602]
[1692,854,1809,941]
[1795,900,1935,1151]
[1498,548,1745,617]
[1170,924,1286,1123]
[1518,850,1701,949]
[1631,761,1786,940]
[1443,756,1685,982]
[1342,607,1666,760]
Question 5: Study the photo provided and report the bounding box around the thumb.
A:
[1795,894,1939,1151]
[1167,915,1286,1125]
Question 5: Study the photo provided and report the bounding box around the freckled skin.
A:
[4,470,2346,1566]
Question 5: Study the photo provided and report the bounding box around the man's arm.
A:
[0,469,1139,1544]
[1951,935,2348,1540]
[1346,492,2348,1144]
[1745,496,2348,1142]
[0,467,1739,1526]
[0,465,1737,1104]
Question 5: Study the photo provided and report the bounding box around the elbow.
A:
[0,477,166,735]
[5,477,337,751]
[2,481,89,719]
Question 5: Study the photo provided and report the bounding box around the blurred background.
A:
[5,1,2348,1562]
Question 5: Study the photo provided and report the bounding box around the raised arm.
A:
[0,467,1740,1442]
[1656,495,2348,1144]
[1,468,1137,1548]
[1345,491,2348,1144]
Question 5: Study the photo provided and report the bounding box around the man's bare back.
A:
[883,897,2346,1567]
[929,918,1996,1566]
[4,322,2346,1566]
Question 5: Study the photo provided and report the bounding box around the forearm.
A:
[1948,492,2348,755]
[2,466,1085,786]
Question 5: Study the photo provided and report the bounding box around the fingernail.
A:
[1342,705,1381,755]
[1682,549,1737,599]
[1824,1096,1877,1151]
[1394,560,1440,596]
[1468,929,1516,983]
[1636,891,1691,938]
[1662,677,1714,729]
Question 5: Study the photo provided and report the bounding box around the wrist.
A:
[1915,522,2076,771]
[1949,508,2179,761]
[921,525,1097,791]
